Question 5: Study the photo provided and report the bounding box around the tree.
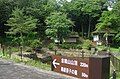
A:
[6,8,38,46]
[112,1,120,41]
[0,0,16,45]
[60,0,107,38]
[45,12,73,43]
[96,1,120,42]
[25,0,58,40]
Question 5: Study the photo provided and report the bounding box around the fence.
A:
[111,54,120,72]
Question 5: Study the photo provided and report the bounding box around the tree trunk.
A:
[20,32,23,61]
[20,33,23,46]
[82,23,84,38]
[88,15,91,38]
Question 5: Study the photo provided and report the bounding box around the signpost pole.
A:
[55,49,57,55]
[81,50,85,59]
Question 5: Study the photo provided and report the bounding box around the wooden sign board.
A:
[51,55,89,79]
[51,55,110,79]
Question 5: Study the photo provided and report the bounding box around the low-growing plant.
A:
[60,43,70,49]
[76,44,82,49]
[25,47,32,52]
[11,47,19,52]
[30,39,42,49]
[82,39,91,50]
[119,47,120,52]
[48,43,55,50]
[59,43,82,49]
[25,60,51,70]
[12,57,21,63]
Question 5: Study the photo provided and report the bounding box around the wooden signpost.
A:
[51,55,110,79]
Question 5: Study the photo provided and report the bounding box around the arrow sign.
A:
[52,59,60,68]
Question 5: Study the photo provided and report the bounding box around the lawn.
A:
[96,45,119,52]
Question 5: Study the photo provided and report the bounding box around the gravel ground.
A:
[0,58,77,79]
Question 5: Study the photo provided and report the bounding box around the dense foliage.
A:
[0,0,120,47]
[45,12,73,43]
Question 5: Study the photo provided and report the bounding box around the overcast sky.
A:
[66,0,72,2]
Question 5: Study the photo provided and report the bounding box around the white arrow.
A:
[52,59,60,68]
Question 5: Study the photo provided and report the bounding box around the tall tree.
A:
[6,8,38,46]
[60,0,107,38]
[45,12,73,43]
[96,1,120,42]
[25,0,58,40]
[0,0,15,45]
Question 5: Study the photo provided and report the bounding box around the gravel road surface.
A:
[0,58,77,79]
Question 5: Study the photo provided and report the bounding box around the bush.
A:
[82,39,91,50]
[59,43,82,49]
[76,44,82,49]
[60,43,70,49]
[118,47,120,52]
[48,43,55,50]
[30,39,42,49]
[25,47,32,52]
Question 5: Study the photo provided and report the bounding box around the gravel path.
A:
[0,58,77,79]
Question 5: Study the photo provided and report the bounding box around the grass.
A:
[24,59,51,71]
[1,48,51,71]
[96,45,119,52]
[112,72,120,79]
[1,46,120,79]
[110,47,120,53]
[117,72,120,79]
[2,55,51,71]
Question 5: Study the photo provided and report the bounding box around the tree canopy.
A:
[0,0,120,46]
[6,8,38,46]
[96,1,120,41]
[45,12,73,43]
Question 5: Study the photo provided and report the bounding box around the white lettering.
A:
[61,58,78,66]
[82,72,88,78]
[80,62,88,68]
[61,67,77,75]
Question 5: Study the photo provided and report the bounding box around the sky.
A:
[66,0,72,2]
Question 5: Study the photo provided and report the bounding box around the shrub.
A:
[48,43,55,50]
[59,43,82,49]
[76,44,82,49]
[25,47,32,52]
[119,47,120,52]
[82,39,91,50]
[60,43,70,49]
[30,39,42,49]
[13,47,20,52]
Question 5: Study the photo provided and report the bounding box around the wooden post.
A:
[55,49,57,55]
[2,45,5,56]
[9,47,12,58]
[81,50,85,59]
[89,56,110,79]
[0,44,1,49]
[112,56,115,66]
[20,46,23,61]
[112,70,116,79]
